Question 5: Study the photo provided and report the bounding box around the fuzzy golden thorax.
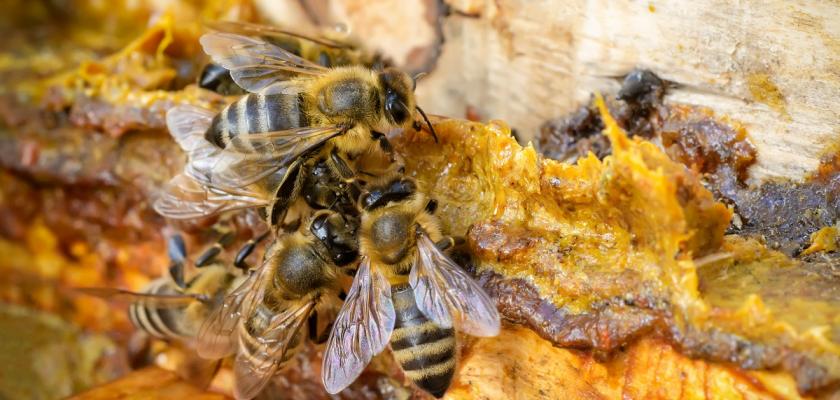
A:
[300,66,419,157]
[263,230,340,299]
[360,192,442,282]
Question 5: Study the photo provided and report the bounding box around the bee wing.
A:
[409,234,500,337]
[165,105,279,188]
[207,21,352,49]
[166,105,216,153]
[154,173,270,219]
[196,266,262,359]
[200,32,327,93]
[189,125,346,190]
[232,301,315,400]
[166,104,345,189]
[322,258,395,394]
[75,287,204,308]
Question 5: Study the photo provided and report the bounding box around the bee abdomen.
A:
[390,284,456,398]
[205,93,308,151]
[128,279,189,339]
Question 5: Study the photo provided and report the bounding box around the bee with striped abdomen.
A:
[321,175,500,398]
[76,234,256,388]
[198,21,388,96]
[170,21,436,188]
[78,234,247,341]
[196,210,359,399]
[153,103,380,231]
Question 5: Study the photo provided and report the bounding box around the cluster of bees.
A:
[83,22,500,399]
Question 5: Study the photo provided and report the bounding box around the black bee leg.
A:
[195,231,235,267]
[233,231,270,271]
[370,131,395,161]
[434,236,465,252]
[307,309,336,344]
[326,150,364,213]
[307,311,319,342]
[269,158,304,227]
[328,150,355,181]
[167,234,187,289]
[342,266,358,277]
[425,199,438,214]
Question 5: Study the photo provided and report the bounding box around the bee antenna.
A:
[411,72,428,90]
[415,106,438,143]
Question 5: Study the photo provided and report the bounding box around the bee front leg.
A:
[424,199,438,214]
[327,150,356,182]
[166,233,187,289]
[233,231,270,271]
[370,130,395,161]
[434,236,466,252]
[195,230,236,267]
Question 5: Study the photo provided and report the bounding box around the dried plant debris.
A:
[396,99,840,395]
[540,68,839,257]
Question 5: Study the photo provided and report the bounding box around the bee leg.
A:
[341,265,358,277]
[167,234,187,289]
[434,236,466,252]
[328,150,355,181]
[307,311,319,342]
[370,130,395,160]
[270,157,305,228]
[126,331,154,369]
[195,230,235,267]
[325,150,365,211]
[233,231,270,271]
[424,199,438,214]
[279,215,301,233]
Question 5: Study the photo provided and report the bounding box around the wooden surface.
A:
[68,367,229,400]
[449,326,805,400]
[64,329,807,400]
[261,0,840,183]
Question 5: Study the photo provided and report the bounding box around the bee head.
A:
[310,211,359,266]
[360,177,416,211]
[378,68,416,126]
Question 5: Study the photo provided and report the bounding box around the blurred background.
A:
[0,1,838,399]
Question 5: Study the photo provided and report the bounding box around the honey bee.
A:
[76,234,252,387]
[196,210,359,399]
[321,176,500,398]
[184,21,435,188]
[79,234,246,341]
[153,104,371,229]
[198,21,388,96]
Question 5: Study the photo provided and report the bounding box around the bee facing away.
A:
[321,176,501,398]
[78,234,245,341]
[76,234,251,387]
[197,210,359,399]
[198,21,388,96]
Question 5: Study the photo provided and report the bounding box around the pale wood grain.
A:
[262,0,840,183]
